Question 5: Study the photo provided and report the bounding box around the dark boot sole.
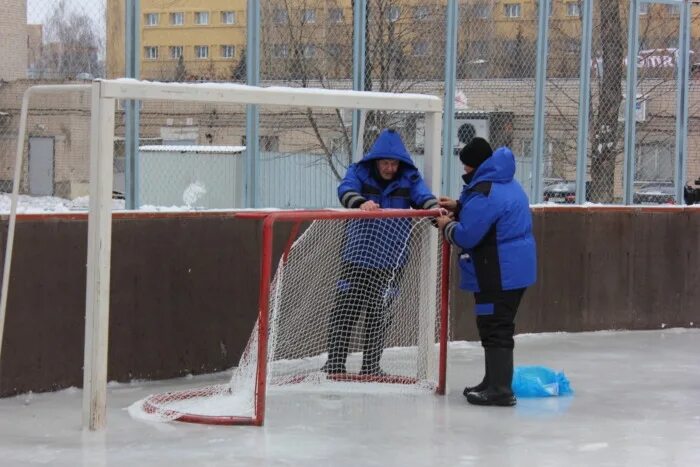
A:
[466,393,516,407]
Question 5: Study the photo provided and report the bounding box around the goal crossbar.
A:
[51,79,443,430]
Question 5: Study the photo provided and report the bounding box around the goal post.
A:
[81,79,443,430]
[133,209,450,426]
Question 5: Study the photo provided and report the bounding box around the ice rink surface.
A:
[1,328,698,467]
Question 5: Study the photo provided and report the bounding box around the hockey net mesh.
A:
[130,212,444,423]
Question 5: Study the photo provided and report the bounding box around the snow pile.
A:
[182,181,206,207]
[0,194,125,213]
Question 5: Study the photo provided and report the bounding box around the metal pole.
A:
[532,0,551,203]
[124,0,140,209]
[674,0,691,204]
[245,0,261,208]
[575,0,594,204]
[623,0,640,204]
[351,0,367,162]
[442,0,458,197]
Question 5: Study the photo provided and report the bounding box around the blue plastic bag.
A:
[512,366,573,398]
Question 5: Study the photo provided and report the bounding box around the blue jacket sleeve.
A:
[409,175,438,210]
[337,164,367,208]
[444,194,499,249]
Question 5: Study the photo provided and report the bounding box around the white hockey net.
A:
[130,210,448,425]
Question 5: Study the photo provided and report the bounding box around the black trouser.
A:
[326,263,401,372]
[474,288,526,349]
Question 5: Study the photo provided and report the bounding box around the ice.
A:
[0,329,698,466]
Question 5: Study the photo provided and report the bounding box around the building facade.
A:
[106,1,700,82]
[0,0,28,81]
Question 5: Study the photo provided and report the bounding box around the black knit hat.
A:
[459,137,493,169]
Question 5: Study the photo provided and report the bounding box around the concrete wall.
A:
[0,207,698,396]
[0,0,27,81]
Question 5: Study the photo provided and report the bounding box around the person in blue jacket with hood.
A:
[322,129,438,376]
[436,137,536,406]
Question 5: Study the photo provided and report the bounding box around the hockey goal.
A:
[129,209,450,425]
[0,79,443,430]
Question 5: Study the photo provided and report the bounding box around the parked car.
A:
[543,181,576,204]
[633,182,676,205]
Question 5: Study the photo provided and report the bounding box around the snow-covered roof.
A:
[139,145,246,153]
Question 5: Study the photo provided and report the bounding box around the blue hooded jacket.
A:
[338,129,437,269]
[444,147,537,292]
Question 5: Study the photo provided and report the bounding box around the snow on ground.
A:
[0,194,124,213]
[0,329,698,467]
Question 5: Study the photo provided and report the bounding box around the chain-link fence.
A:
[0,0,697,209]
[0,0,107,206]
[688,2,700,202]
[455,0,535,199]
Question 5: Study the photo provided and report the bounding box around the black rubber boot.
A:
[463,354,489,397]
[322,321,350,374]
[466,348,516,407]
[360,311,387,376]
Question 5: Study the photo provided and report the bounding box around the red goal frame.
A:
[141,209,450,426]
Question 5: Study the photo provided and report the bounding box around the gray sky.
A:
[27,0,105,30]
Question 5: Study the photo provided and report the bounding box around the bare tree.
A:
[41,0,103,79]
[260,0,444,181]
[543,0,682,201]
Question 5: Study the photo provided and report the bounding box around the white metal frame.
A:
[2,79,443,431]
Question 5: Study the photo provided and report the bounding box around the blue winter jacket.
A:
[444,147,537,292]
[338,129,438,269]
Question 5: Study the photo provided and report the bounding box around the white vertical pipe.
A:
[82,82,116,431]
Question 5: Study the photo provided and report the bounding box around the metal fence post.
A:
[674,0,691,204]
[245,0,261,208]
[125,0,141,209]
[351,0,367,162]
[575,0,594,204]
[532,0,551,203]
[442,0,458,197]
[623,0,641,205]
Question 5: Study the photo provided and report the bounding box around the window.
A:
[145,13,158,26]
[666,4,680,16]
[327,44,342,58]
[639,3,649,15]
[221,45,235,59]
[414,6,430,21]
[303,44,316,58]
[194,11,209,25]
[195,45,209,59]
[504,3,521,18]
[473,4,490,19]
[169,46,183,59]
[387,6,400,22]
[636,143,673,181]
[170,12,184,25]
[272,44,288,59]
[329,8,344,23]
[261,135,279,152]
[144,46,158,60]
[566,2,580,17]
[412,40,429,56]
[221,11,236,24]
[273,9,288,24]
[302,9,316,23]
